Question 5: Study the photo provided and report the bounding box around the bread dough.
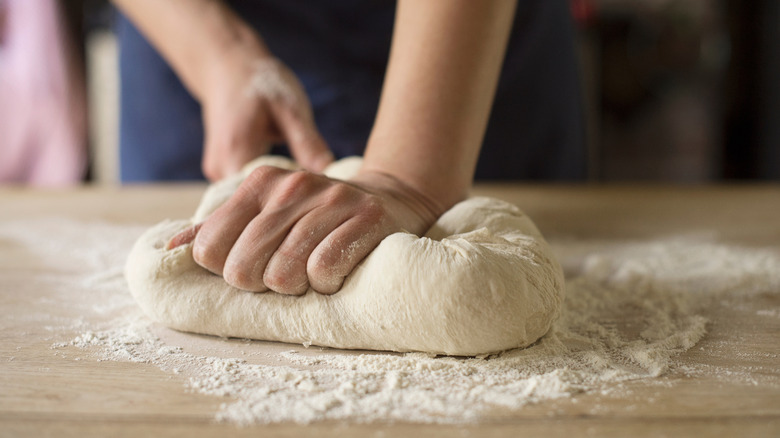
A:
[125,157,564,356]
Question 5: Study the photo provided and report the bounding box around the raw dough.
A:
[125,157,564,356]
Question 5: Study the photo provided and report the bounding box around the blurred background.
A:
[1,0,778,186]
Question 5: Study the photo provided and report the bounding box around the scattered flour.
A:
[756,308,780,318]
[3,218,779,425]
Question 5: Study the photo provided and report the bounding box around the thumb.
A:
[167,223,203,250]
[272,103,333,172]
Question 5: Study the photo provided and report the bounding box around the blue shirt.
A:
[117,0,585,182]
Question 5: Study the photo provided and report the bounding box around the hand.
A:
[200,56,333,181]
[112,0,333,179]
[168,166,444,295]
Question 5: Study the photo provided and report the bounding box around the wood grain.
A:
[1,184,778,437]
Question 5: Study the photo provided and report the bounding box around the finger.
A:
[263,207,350,295]
[221,213,287,292]
[167,223,203,250]
[271,101,333,172]
[192,166,283,275]
[307,210,389,294]
[221,170,325,292]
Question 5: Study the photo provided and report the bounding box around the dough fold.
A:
[125,157,564,356]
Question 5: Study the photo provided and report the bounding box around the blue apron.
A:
[117,0,585,182]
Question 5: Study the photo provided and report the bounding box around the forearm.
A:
[112,0,269,100]
[363,0,517,210]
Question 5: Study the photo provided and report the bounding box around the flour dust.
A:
[3,219,778,425]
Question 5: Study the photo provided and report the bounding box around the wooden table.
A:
[1,184,779,437]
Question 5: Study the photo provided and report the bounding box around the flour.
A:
[3,218,779,425]
[245,58,301,105]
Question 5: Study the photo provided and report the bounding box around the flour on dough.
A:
[125,156,564,356]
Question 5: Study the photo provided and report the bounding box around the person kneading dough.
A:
[117,0,577,354]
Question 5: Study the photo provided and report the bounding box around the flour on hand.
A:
[125,157,565,356]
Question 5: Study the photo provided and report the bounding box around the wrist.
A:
[191,10,272,102]
[360,143,471,213]
[351,170,446,227]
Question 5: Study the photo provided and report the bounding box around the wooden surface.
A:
[1,183,779,437]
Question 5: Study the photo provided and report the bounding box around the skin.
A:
[114,0,518,295]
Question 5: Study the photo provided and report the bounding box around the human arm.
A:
[361,0,517,209]
[111,0,332,179]
[171,0,518,295]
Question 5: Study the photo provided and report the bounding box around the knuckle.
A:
[245,165,284,187]
[223,260,263,292]
[272,170,319,206]
[308,247,334,273]
[307,250,342,293]
[236,165,287,202]
[323,183,355,206]
[263,262,308,296]
[192,240,223,274]
[285,169,315,189]
[309,268,343,295]
[191,241,207,265]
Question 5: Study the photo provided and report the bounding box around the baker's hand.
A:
[200,56,333,181]
[168,167,443,295]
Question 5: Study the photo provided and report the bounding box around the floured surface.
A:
[2,218,780,425]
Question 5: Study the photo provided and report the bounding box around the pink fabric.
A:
[0,0,87,186]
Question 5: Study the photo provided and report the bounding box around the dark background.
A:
[64,0,780,182]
